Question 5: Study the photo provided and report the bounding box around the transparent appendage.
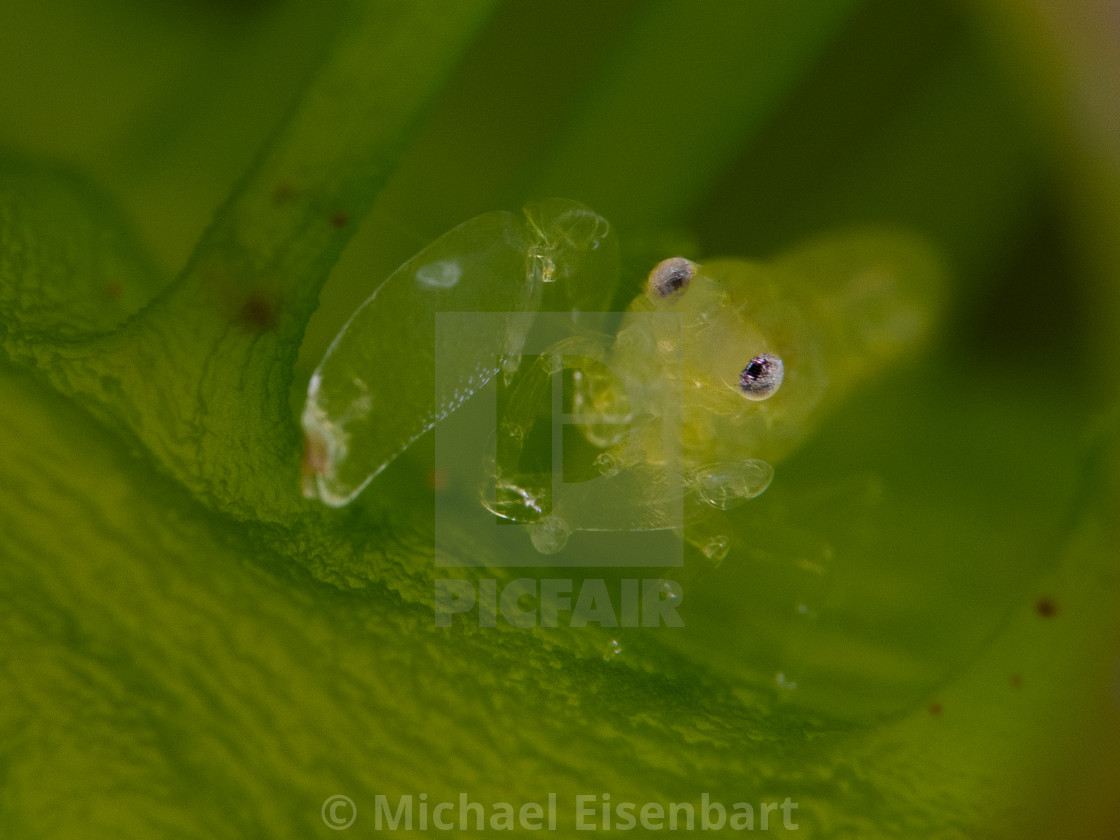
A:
[693,460,774,510]
[302,200,612,506]
[523,198,617,319]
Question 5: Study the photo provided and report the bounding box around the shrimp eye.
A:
[738,353,784,400]
[647,257,696,298]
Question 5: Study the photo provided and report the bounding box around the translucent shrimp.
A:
[301,200,942,550]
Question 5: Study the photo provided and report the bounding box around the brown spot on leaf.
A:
[273,183,296,204]
[1035,596,1057,618]
[928,702,942,716]
[105,282,123,300]
[330,211,348,229]
[1010,673,1023,689]
[239,292,278,332]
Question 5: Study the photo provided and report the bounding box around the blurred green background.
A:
[1,0,1117,837]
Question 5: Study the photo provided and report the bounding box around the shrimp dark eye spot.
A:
[648,257,696,298]
[738,353,784,400]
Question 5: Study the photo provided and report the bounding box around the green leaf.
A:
[2,1,1118,838]
[0,161,165,342]
[2,0,501,522]
[528,0,870,229]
